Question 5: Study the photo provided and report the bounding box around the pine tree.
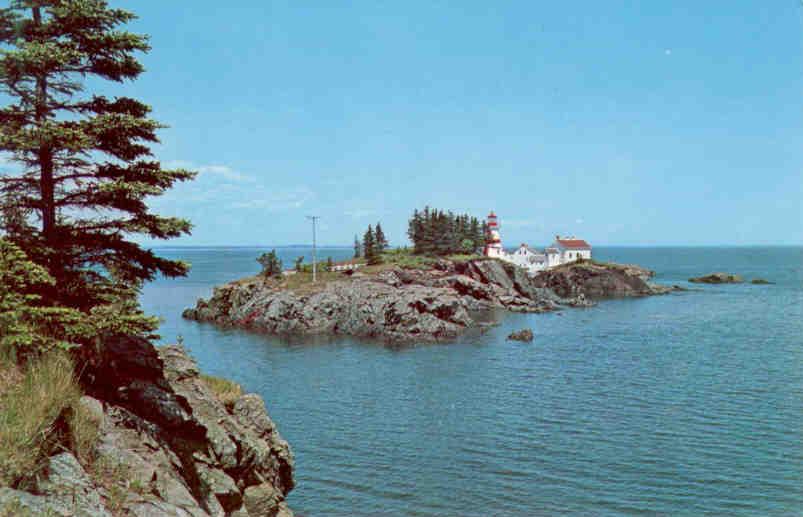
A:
[294,256,304,272]
[353,234,361,258]
[374,222,388,251]
[326,256,333,271]
[363,224,381,265]
[0,2,195,325]
[257,250,283,277]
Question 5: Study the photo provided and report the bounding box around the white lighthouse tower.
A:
[484,211,504,258]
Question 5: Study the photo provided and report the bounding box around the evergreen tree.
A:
[363,224,382,265]
[294,256,304,272]
[374,222,388,252]
[326,256,333,271]
[406,207,486,256]
[257,250,283,277]
[353,234,361,258]
[0,2,195,328]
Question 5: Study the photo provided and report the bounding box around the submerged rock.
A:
[507,329,534,342]
[689,272,744,284]
[750,278,774,285]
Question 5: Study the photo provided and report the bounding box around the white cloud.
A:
[151,160,314,213]
[163,160,251,182]
[197,165,249,181]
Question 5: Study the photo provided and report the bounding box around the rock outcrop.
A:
[507,329,534,342]
[689,272,744,284]
[184,258,674,343]
[531,260,674,298]
[1,339,295,517]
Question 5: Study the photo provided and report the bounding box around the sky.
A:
[36,2,803,245]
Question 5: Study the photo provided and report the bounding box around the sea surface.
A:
[140,246,803,516]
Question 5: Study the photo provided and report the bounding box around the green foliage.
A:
[407,207,485,256]
[374,222,388,251]
[326,256,333,271]
[363,224,382,265]
[0,1,195,322]
[257,249,283,277]
[0,238,158,358]
[353,234,361,258]
[294,255,304,272]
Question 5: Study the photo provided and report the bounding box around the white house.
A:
[549,236,592,263]
[482,212,592,275]
[509,243,548,273]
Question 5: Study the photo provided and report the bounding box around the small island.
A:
[184,210,679,343]
[689,272,744,284]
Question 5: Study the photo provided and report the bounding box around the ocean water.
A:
[140,246,803,516]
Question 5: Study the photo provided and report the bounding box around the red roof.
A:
[556,238,591,249]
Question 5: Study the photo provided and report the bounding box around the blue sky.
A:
[104,2,803,245]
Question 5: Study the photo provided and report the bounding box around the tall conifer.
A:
[0,1,195,319]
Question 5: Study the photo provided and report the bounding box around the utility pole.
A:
[306,216,320,282]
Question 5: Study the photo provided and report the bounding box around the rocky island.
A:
[183,256,676,343]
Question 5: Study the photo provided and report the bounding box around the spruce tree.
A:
[363,224,381,265]
[0,2,195,322]
[353,234,361,258]
[374,222,388,251]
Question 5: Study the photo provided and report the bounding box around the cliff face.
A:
[183,258,670,343]
[0,339,294,517]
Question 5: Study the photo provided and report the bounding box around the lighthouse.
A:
[484,211,504,258]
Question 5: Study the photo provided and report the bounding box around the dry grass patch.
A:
[68,399,101,466]
[0,352,82,487]
[201,374,243,411]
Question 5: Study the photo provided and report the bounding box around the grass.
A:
[0,352,82,488]
[201,374,243,411]
[68,398,102,466]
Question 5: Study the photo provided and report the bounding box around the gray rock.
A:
[507,329,534,342]
[0,453,111,517]
[77,340,295,516]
